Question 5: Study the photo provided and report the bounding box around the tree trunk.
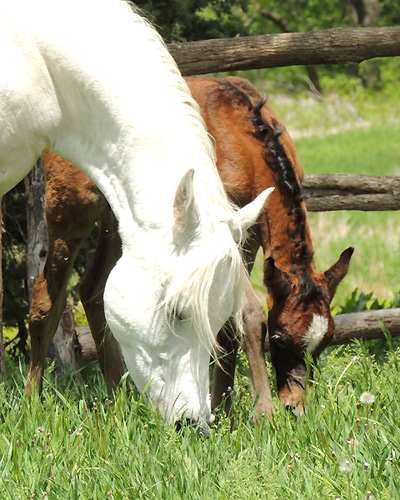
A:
[167,26,400,75]
[349,0,381,88]
[0,197,6,375]
[350,0,380,27]
[25,159,48,305]
[259,9,322,94]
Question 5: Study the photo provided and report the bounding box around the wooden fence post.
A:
[168,26,400,76]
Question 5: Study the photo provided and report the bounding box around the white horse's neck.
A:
[2,0,231,249]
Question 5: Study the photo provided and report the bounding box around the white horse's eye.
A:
[167,304,188,323]
[175,310,185,322]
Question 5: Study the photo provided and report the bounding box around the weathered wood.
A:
[168,26,400,76]
[76,309,400,362]
[75,326,97,362]
[332,309,400,345]
[47,308,80,377]
[25,159,48,305]
[303,174,400,211]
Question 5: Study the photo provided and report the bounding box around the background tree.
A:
[236,0,398,93]
[134,0,249,41]
[0,198,5,374]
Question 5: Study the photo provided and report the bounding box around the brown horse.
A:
[26,76,352,416]
[188,77,353,415]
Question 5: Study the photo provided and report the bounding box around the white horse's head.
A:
[104,170,273,429]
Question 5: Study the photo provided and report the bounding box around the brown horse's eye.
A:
[271,332,287,348]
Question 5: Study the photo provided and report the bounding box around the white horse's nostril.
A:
[175,417,212,438]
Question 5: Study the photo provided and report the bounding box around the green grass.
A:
[1,338,400,499]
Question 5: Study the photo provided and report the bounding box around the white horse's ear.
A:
[173,169,198,235]
[226,187,274,243]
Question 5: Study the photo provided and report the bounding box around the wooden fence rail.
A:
[303,174,400,211]
[332,309,400,345]
[75,308,400,362]
[168,26,400,76]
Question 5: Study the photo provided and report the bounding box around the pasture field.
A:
[2,89,400,499]
[1,337,400,499]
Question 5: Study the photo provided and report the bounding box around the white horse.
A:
[0,0,272,427]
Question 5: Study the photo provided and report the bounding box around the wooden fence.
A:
[303,174,400,211]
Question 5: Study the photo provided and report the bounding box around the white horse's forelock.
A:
[162,226,246,353]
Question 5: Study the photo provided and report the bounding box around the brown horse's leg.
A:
[212,236,274,419]
[241,282,274,418]
[25,236,87,396]
[211,323,239,416]
[79,206,125,390]
[25,153,106,396]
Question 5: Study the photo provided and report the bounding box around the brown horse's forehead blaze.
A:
[268,270,334,352]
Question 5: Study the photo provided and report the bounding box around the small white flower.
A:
[364,462,370,471]
[360,392,375,405]
[339,459,354,473]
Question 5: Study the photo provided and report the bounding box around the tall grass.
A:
[1,338,400,499]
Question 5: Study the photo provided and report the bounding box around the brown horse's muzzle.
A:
[272,347,311,415]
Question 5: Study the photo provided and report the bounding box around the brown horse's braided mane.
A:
[220,79,325,306]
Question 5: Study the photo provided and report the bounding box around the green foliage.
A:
[337,289,400,315]
[133,0,249,41]
[2,183,28,327]
[241,0,400,95]
[247,0,352,34]
[380,0,400,26]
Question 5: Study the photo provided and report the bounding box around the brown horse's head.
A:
[264,247,353,414]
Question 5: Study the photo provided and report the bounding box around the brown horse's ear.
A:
[264,257,291,301]
[324,247,354,300]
